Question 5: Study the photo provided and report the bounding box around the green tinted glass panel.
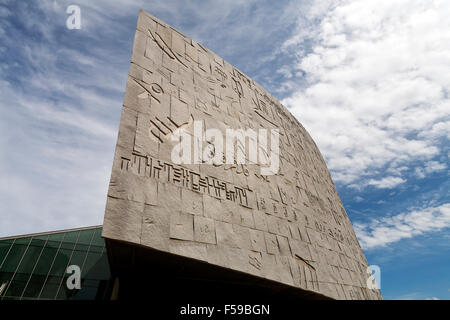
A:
[17,240,45,274]
[34,246,58,275]
[33,235,48,241]
[62,231,79,244]
[77,229,95,245]
[39,275,62,299]
[48,249,71,276]
[48,233,64,242]
[22,274,46,298]
[0,227,110,300]
[84,253,110,280]
[88,245,103,253]
[56,281,77,300]
[15,237,31,245]
[45,240,61,249]
[4,273,29,298]
[91,229,104,247]
[74,243,89,252]
[82,252,102,278]
[70,250,87,266]
[0,272,13,284]
[30,238,47,247]
[60,241,76,250]
[0,243,28,273]
[0,241,13,267]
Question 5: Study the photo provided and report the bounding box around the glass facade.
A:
[0,226,113,300]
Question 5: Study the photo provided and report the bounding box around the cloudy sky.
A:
[0,0,448,299]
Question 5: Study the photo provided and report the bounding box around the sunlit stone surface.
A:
[102,9,382,300]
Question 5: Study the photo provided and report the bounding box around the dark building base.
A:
[106,239,331,302]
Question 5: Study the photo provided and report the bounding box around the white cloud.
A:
[395,292,429,300]
[0,6,11,18]
[367,176,406,189]
[0,1,126,236]
[424,161,447,173]
[415,160,447,178]
[281,0,450,187]
[0,79,118,237]
[414,167,426,179]
[354,203,450,249]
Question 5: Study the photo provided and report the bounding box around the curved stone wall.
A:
[103,9,382,300]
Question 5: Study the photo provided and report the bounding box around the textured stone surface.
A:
[103,9,382,300]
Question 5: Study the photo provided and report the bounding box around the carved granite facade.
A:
[102,9,382,300]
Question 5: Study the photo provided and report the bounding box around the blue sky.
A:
[0,0,448,300]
